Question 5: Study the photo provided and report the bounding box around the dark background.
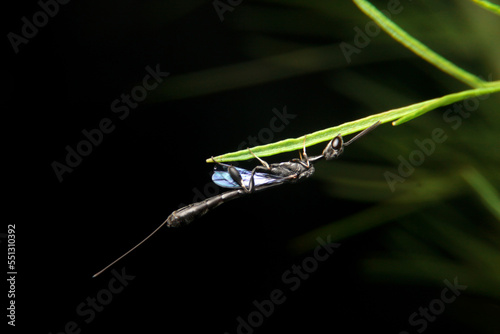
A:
[6,1,500,333]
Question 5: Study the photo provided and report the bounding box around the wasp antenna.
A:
[92,218,171,278]
[343,121,381,147]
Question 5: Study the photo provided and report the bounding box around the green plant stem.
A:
[352,0,487,88]
[393,82,500,125]
[207,83,500,163]
[470,0,500,16]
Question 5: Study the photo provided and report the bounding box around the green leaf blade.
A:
[352,0,487,88]
[207,84,500,163]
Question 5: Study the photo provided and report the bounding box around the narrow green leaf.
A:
[207,84,500,162]
[206,113,400,163]
[352,0,487,88]
[470,0,500,16]
[393,84,500,125]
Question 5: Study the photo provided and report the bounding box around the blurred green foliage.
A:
[150,0,500,331]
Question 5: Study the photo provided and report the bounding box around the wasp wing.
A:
[212,164,283,189]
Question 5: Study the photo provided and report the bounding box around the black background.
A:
[6,1,496,333]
